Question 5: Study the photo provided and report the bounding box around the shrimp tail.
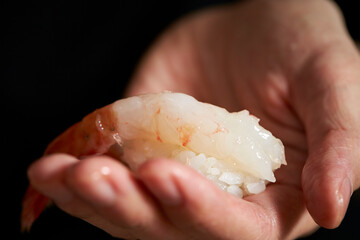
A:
[21,105,119,231]
[44,105,118,157]
[21,186,50,232]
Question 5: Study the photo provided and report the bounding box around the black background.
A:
[3,1,359,239]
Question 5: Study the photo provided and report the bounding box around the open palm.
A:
[28,1,360,239]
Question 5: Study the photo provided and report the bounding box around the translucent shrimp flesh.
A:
[21,92,286,231]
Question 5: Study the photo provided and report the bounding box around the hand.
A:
[28,0,360,239]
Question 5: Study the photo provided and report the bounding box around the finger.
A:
[28,154,183,239]
[293,42,360,228]
[28,154,106,217]
[137,158,277,240]
[302,131,358,228]
[64,156,184,240]
[28,154,136,238]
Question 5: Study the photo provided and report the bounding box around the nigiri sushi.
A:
[21,92,286,231]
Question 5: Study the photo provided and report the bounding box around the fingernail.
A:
[70,166,117,207]
[87,166,117,206]
[338,177,353,207]
[335,176,353,225]
[138,160,185,206]
[146,174,183,206]
[159,177,182,206]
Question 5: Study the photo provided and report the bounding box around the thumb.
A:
[295,43,360,228]
[302,131,356,228]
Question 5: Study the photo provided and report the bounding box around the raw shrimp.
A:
[21,92,286,231]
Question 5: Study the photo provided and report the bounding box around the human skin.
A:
[28,0,360,239]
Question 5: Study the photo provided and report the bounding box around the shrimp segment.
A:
[21,92,286,231]
[44,105,118,157]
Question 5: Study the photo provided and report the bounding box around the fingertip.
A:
[137,159,270,239]
[63,156,179,239]
[27,154,79,204]
[27,154,78,186]
[65,155,134,207]
[137,158,185,206]
[137,158,225,207]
